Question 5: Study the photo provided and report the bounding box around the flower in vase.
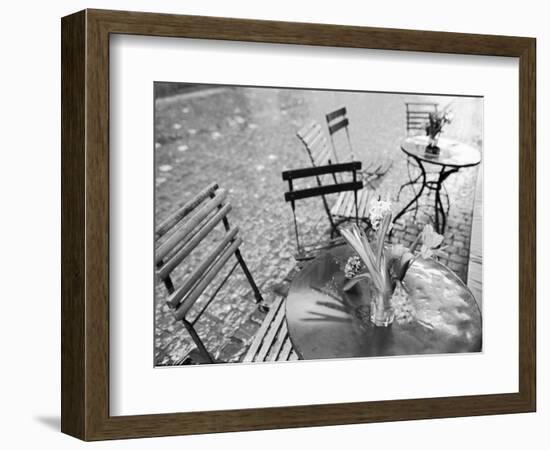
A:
[425,110,452,139]
[340,222,390,293]
[368,200,392,231]
[344,255,364,279]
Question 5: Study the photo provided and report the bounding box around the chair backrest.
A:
[155,182,262,363]
[405,102,438,135]
[325,107,356,161]
[282,162,363,254]
[297,121,338,167]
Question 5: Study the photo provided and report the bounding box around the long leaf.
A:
[340,225,384,291]
[343,273,371,291]
[376,213,392,267]
[355,226,383,290]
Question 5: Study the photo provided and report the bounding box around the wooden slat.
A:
[191,261,239,326]
[288,350,299,361]
[256,299,287,361]
[298,122,322,145]
[266,321,289,362]
[309,134,328,155]
[279,337,293,361]
[332,189,371,219]
[243,295,285,362]
[345,190,357,217]
[156,189,227,262]
[173,237,242,319]
[336,191,350,217]
[408,112,432,116]
[314,146,331,166]
[360,189,372,216]
[306,128,325,150]
[157,204,232,279]
[334,191,350,216]
[356,190,367,216]
[311,140,330,161]
[168,227,239,308]
[330,191,346,216]
[156,182,218,237]
[296,120,318,140]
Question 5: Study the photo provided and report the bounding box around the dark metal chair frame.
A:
[325,107,355,162]
[282,162,363,259]
[155,182,265,364]
[296,122,373,232]
[325,106,393,180]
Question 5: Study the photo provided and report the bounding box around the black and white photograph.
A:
[154,83,483,366]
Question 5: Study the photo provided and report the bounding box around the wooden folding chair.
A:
[282,162,365,261]
[296,122,373,227]
[155,182,266,364]
[242,293,300,363]
[405,102,438,135]
[325,107,393,179]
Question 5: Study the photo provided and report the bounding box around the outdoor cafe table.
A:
[285,245,482,360]
[393,135,481,234]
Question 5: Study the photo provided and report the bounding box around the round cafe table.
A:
[393,135,481,234]
[285,245,482,360]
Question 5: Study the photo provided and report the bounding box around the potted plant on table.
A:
[340,201,444,327]
[425,110,452,155]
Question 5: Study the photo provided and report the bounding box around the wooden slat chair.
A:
[405,102,438,135]
[282,162,364,260]
[297,122,373,228]
[155,182,266,364]
[243,293,300,363]
[297,121,337,166]
[325,107,393,179]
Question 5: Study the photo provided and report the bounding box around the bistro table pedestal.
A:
[285,246,482,360]
[394,136,481,234]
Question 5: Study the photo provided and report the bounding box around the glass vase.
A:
[428,133,440,149]
[370,287,395,327]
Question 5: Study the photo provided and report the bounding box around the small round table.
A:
[285,245,482,360]
[394,136,481,234]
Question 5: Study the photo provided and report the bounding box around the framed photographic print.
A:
[61,9,536,441]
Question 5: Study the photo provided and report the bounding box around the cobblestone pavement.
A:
[154,85,483,365]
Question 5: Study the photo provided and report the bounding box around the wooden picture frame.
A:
[61,8,536,441]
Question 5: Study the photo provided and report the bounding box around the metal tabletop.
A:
[401,135,481,168]
[285,245,482,360]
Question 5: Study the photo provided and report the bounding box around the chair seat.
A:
[331,188,372,219]
[294,236,346,262]
[243,295,299,363]
[364,158,393,177]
